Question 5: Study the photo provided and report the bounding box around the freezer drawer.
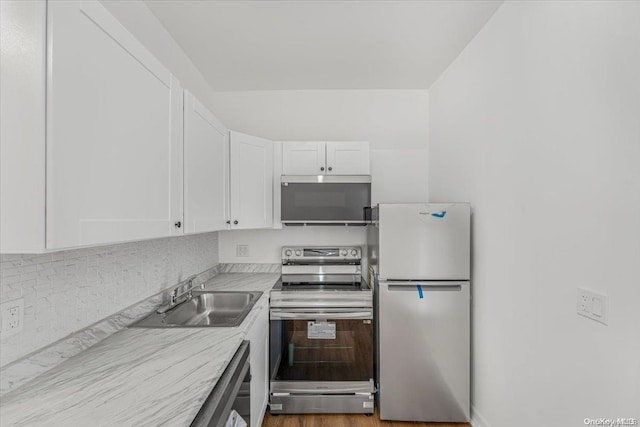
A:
[378,203,470,280]
[378,281,470,422]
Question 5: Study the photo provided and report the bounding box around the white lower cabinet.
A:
[245,304,269,427]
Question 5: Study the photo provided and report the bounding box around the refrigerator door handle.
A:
[384,282,464,292]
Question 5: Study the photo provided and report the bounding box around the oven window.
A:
[281,183,371,221]
[270,319,373,382]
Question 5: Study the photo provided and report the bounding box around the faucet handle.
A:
[162,288,178,305]
[185,275,197,288]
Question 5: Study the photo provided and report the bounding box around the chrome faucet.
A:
[157,275,203,314]
[174,275,198,302]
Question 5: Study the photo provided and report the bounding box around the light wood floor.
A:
[261,409,471,427]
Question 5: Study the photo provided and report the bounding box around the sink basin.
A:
[130,291,263,328]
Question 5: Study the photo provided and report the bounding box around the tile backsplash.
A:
[0,232,219,367]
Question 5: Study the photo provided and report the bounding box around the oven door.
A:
[269,308,374,394]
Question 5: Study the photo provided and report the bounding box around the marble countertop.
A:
[0,273,279,427]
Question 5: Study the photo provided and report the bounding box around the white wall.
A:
[370,148,428,204]
[429,2,640,426]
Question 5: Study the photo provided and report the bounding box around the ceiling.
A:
[145,0,502,91]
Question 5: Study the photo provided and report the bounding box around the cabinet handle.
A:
[328,166,333,171]
[320,166,325,171]
[174,221,182,229]
[234,220,239,225]
[226,220,231,224]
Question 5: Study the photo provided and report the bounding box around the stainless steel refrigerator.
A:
[368,203,471,422]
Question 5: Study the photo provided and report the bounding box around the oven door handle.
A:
[270,309,373,320]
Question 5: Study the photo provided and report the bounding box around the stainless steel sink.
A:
[130,291,263,328]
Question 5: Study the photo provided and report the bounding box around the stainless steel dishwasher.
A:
[191,341,251,427]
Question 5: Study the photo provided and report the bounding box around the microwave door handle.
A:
[270,310,373,320]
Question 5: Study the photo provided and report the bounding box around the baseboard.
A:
[471,404,491,427]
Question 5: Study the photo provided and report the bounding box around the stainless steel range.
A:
[269,246,374,414]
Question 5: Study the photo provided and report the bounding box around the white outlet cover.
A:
[236,244,250,257]
[577,288,608,325]
[577,288,591,316]
[1,297,25,339]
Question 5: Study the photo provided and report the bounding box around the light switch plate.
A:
[577,288,608,325]
[1,298,24,339]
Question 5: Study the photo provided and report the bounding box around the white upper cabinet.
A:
[45,1,184,249]
[282,141,370,175]
[184,91,229,234]
[281,141,325,175]
[325,141,370,175]
[1,0,278,253]
[229,131,273,229]
[0,0,47,253]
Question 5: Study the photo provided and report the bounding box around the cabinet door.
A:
[325,141,370,175]
[46,1,183,249]
[0,0,47,253]
[246,305,269,427]
[282,141,325,175]
[184,91,229,234]
[229,131,273,229]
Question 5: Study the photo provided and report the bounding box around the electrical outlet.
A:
[1,298,24,339]
[236,244,250,257]
[577,288,608,325]
[577,289,591,316]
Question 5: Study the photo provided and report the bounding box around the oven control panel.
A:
[282,246,361,261]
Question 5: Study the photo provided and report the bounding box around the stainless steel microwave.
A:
[280,175,371,225]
